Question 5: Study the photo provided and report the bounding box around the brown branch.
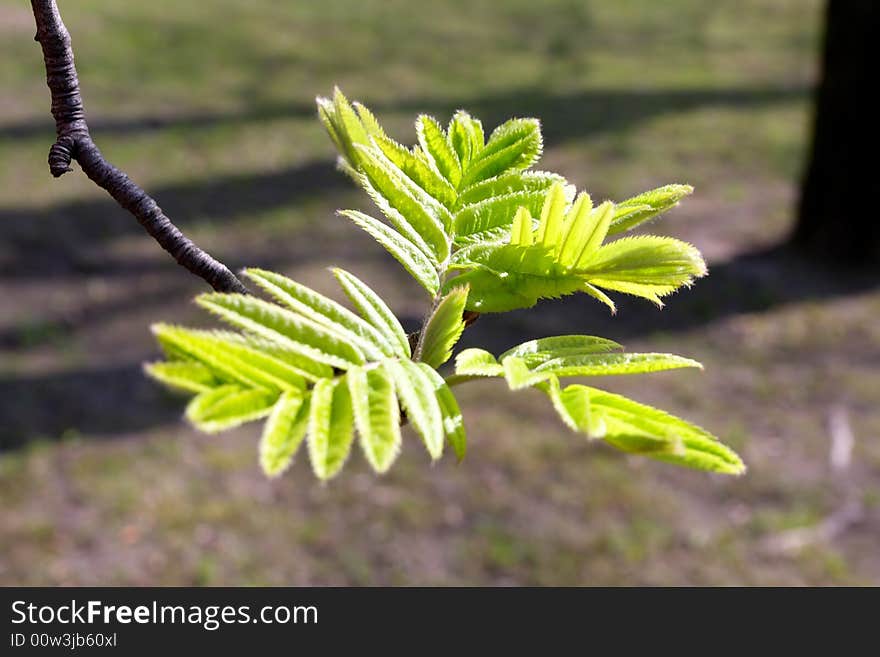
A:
[30,0,249,294]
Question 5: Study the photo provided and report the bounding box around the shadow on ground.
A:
[1,85,809,143]
[1,83,808,279]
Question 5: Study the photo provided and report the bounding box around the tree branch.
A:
[30,0,249,294]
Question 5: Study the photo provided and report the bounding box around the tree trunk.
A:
[791,0,878,264]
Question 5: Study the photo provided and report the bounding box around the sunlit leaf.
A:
[260,388,310,477]
[418,286,469,368]
[348,365,401,473]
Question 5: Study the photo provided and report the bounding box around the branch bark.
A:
[30,0,249,294]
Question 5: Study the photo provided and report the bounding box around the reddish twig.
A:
[30,0,248,294]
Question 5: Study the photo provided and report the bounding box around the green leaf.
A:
[449,227,707,313]
[454,348,503,377]
[538,379,600,435]
[420,364,467,461]
[461,118,542,187]
[260,388,310,477]
[417,286,469,368]
[360,176,440,264]
[534,181,570,248]
[383,359,444,460]
[338,210,440,296]
[509,206,534,246]
[448,110,484,167]
[144,360,218,394]
[499,335,623,365]
[579,235,707,286]
[187,384,279,434]
[532,352,703,377]
[576,235,708,306]
[307,377,355,481]
[353,101,386,139]
[609,184,694,235]
[458,170,567,207]
[347,365,402,473]
[416,115,462,187]
[196,293,365,370]
[447,242,584,312]
[152,324,309,391]
[332,268,411,358]
[373,135,457,208]
[582,283,618,314]
[315,88,384,173]
[244,268,394,359]
[560,199,615,268]
[502,356,553,390]
[354,143,451,260]
[454,189,552,243]
[588,388,745,474]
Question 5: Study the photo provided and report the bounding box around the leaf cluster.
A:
[145,88,745,479]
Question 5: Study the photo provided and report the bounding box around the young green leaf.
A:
[316,87,384,174]
[502,356,553,390]
[417,286,469,368]
[577,235,707,288]
[461,118,542,187]
[354,143,451,260]
[244,268,394,359]
[499,335,623,365]
[609,184,694,235]
[588,387,745,475]
[535,181,569,247]
[417,364,467,461]
[454,348,503,377]
[561,200,615,268]
[260,389,310,477]
[373,135,457,209]
[338,210,440,296]
[416,115,462,187]
[457,170,567,207]
[383,359,444,460]
[454,189,551,244]
[359,176,441,264]
[152,324,309,391]
[307,378,355,481]
[538,379,598,435]
[448,110,484,167]
[144,361,218,394]
[331,268,411,358]
[347,365,402,473]
[187,385,279,434]
[532,352,703,377]
[196,293,365,370]
[509,207,534,246]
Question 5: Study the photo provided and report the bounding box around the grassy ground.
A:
[2,0,879,585]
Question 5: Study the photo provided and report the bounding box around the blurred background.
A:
[1,0,878,585]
